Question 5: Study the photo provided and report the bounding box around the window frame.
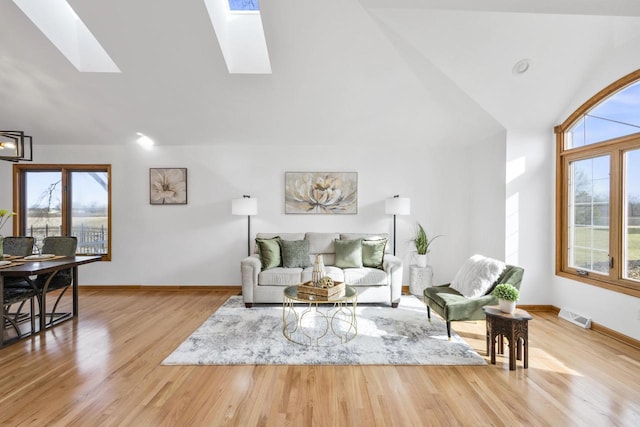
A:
[12,163,111,261]
[555,69,640,298]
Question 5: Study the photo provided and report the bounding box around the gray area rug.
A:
[162,295,486,366]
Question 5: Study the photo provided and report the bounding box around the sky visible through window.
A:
[228,0,259,11]
[569,82,640,201]
[26,172,107,209]
[570,82,640,147]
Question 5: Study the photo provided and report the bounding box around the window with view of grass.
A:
[624,149,640,281]
[556,69,640,297]
[568,155,610,274]
[12,164,111,260]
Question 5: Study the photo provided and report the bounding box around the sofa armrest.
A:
[241,255,261,304]
[383,254,403,306]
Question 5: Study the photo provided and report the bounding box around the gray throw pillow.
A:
[280,239,311,268]
[334,239,363,268]
[362,238,387,269]
[255,236,282,270]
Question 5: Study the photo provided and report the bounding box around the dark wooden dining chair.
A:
[2,236,35,288]
[2,236,39,338]
[3,236,35,257]
[34,236,78,327]
[3,286,38,342]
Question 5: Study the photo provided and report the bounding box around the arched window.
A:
[555,69,640,297]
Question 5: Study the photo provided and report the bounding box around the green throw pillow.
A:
[280,239,311,268]
[255,237,282,270]
[362,238,387,269]
[334,239,363,268]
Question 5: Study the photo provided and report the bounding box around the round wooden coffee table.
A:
[282,284,358,346]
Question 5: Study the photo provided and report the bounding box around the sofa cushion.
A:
[362,238,387,269]
[321,254,336,266]
[255,236,281,270]
[280,239,312,268]
[341,233,390,253]
[343,267,388,286]
[334,239,363,268]
[254,233,305,254]
[450,254,505,298]
[305,232,340,254]
[258,267,303,286]
[424,285,463,310]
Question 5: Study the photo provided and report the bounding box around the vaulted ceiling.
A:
[1,0,640,148]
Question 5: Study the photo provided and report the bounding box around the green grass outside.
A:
[572,227,640,270]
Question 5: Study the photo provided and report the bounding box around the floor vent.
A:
[558,308,592,329]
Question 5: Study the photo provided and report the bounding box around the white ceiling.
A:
[1,0,640,148]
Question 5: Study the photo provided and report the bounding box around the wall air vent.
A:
[558,308,592,329]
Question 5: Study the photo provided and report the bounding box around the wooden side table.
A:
[482,305,533,371]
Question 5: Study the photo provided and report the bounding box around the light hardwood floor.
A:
[1,288,639,426]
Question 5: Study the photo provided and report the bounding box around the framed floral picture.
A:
[285,172,357,214]
[150,168,187,205]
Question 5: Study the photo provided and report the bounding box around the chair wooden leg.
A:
[446,321,451,339]
[48,286,69,326]
[427,305,431,321]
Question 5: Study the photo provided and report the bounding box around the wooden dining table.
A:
[0,255,102,347]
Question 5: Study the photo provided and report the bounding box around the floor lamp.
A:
[385,195,411,256]
[232,195,258,256]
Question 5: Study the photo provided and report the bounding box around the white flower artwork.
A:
[285,172,357,214]
[150,168,187,205]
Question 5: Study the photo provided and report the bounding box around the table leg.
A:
[524,337,529,369]
[486,321,490,355]
[1,276,4,347]
[72,266,79,317]
[490,331,497,365]
[517,336,523,361]
[508,331,516,371]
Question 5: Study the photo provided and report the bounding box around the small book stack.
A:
[297,281,345,300]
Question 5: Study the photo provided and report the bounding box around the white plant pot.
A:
[413,254,428,268]
[499,299,516,314]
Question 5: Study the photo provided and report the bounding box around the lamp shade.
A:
[385,197,410,215]
[232,197,258,216]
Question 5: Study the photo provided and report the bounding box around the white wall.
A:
[505,129,554,304]
[0,138,506,288]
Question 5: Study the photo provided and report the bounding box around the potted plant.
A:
[411,223,441,267]
[0,209,16,257]
[493,283,519,314]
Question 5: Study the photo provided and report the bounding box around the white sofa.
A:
[241,232,403,307]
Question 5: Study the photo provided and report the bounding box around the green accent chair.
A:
[424,265,524,339]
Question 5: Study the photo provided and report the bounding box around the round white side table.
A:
[409,265,433,296]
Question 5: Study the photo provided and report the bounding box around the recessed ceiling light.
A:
[136,132,154,150]
[512,58,532,75]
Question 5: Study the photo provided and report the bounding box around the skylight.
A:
[12,0,120,73]
[204,0,271,74]
[228,0,259,12]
